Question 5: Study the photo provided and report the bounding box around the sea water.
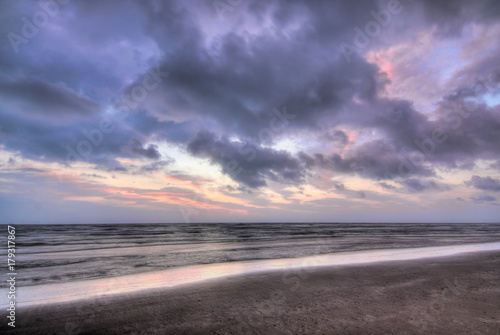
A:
[1,222,500,306]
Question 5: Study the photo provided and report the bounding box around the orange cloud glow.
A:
[368,50,394,80]
[104,187,248,215]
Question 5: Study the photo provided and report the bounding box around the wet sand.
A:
[2,251,500,334]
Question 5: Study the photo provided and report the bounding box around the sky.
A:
[0,0,499,224]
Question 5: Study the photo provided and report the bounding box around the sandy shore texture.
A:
[2,251,500,335]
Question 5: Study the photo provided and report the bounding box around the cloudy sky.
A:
[1,0,499,224]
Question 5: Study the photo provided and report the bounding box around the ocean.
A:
[3,222,500,290]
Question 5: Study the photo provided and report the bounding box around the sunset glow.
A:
[1,0,499,224]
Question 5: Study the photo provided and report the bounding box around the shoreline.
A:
[2,249,500,334]
[2,241,500,309]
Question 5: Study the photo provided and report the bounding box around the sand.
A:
[2,251,500,335]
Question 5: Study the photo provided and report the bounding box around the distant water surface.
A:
[2,222,500,288]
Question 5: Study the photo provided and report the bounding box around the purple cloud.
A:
[465,175,500,192]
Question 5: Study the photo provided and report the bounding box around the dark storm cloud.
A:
[465,176,500,192]
[379,182,396,190]
[490,160,500,170]
[187,131,306,188]
[0,0,172,167]
[299,139,435,180]
[139,0,388,139]
[225,184,252,194]
[0,79,102,120]
[333,182,346,191]
[139,0,499,185]
[470,194,497,203]
[151,41,381,138]
[418,0,500,36]
[0,109,162,168]
[356,191,366,199]
[127,139,162,160]
[425,98,500,165]
[0,0,138,99]
[1,0,499,189]
[0,111,84,161]
[140,159,174,173]
[400,178,439,193]
[323,130,349,149]
[328,83,500,180]
[126,111,192,143]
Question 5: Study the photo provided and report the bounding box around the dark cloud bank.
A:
[1,0,499,192]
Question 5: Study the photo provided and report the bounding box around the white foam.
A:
[3,242,500,308]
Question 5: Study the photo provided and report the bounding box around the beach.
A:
[2,0,500,333]
[3,250,500,335]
